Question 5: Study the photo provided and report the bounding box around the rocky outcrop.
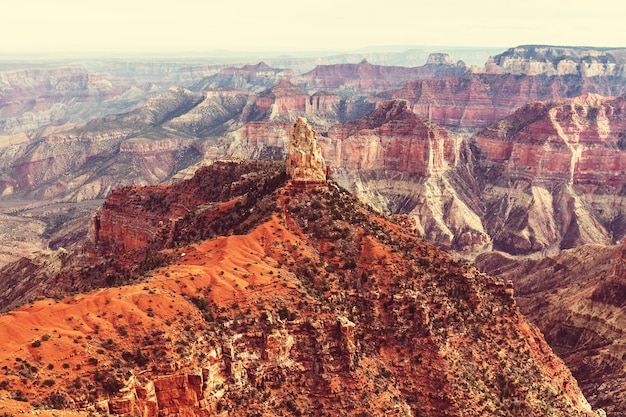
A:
[324,99,460,175]
[191,61,293,92]
[426,53,455,66]
[286,117,327,183]
[248,80,345,130]
[476,243,626,416]
[254,79,310,116]
[0,161,600,416]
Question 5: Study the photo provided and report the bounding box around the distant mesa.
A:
[426,53,454,66]
[484,45,626,77]
[286,117,327,184]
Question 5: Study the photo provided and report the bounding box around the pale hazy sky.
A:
[2,0,624,56]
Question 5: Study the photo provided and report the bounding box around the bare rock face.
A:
[254,79,310,117]
[286,117,327,183]
[383,73,626,132]
[472,93,626,254]
[89,161,287,259]
[191,61,293,92]
[320,99,491,255]
[293,59,466,94]
[426,53,454,66]
[484,45,626,77]
[324,99,460,175]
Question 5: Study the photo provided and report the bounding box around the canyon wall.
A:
[484,45,626,77]
[293,55,466,95]
[472,94,626,254]
[319,99,491,255]
[476,243,626,416]
[384,73,626,132]
[0,66,162,135]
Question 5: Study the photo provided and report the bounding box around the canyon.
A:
[1,45,626,415]
[475,243,626,417]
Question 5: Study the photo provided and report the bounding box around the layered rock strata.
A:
[293,56,466,95]
[484,45,626,77]
[472,93,626,254]
[320,99,490,255]
[384,73,626,132]
[191,61,293,92]
[0,65,175,135]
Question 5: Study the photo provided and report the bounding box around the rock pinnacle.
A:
[286,117,327,183]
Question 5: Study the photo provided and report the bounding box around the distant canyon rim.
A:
[0,44,626,415]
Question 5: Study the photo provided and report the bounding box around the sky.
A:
[1,0,624,56]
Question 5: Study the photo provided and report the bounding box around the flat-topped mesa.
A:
[286,117,327,185]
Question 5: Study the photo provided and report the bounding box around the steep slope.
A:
[0,86,207,201]
[319,99,490,256]
[0,161,599,416]
[208,80,372,162]
[472,93,626,254]
[475,244,626,417]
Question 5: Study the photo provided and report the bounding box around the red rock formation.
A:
[237,121,291,148]
[86,160,288,267]
[384,73,626,131]
[308,90,341,113]
[0,161,599,416]
[319,99,490,254]
[476,94,626,183]
[192,61,293,92]
[472,94,626,254]
[255,79,309,115]
[324,99,460,175]
[250,80,344,130]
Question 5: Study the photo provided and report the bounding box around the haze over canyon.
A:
[0,44,625,416]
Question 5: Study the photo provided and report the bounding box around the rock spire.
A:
[286,117,327,183]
